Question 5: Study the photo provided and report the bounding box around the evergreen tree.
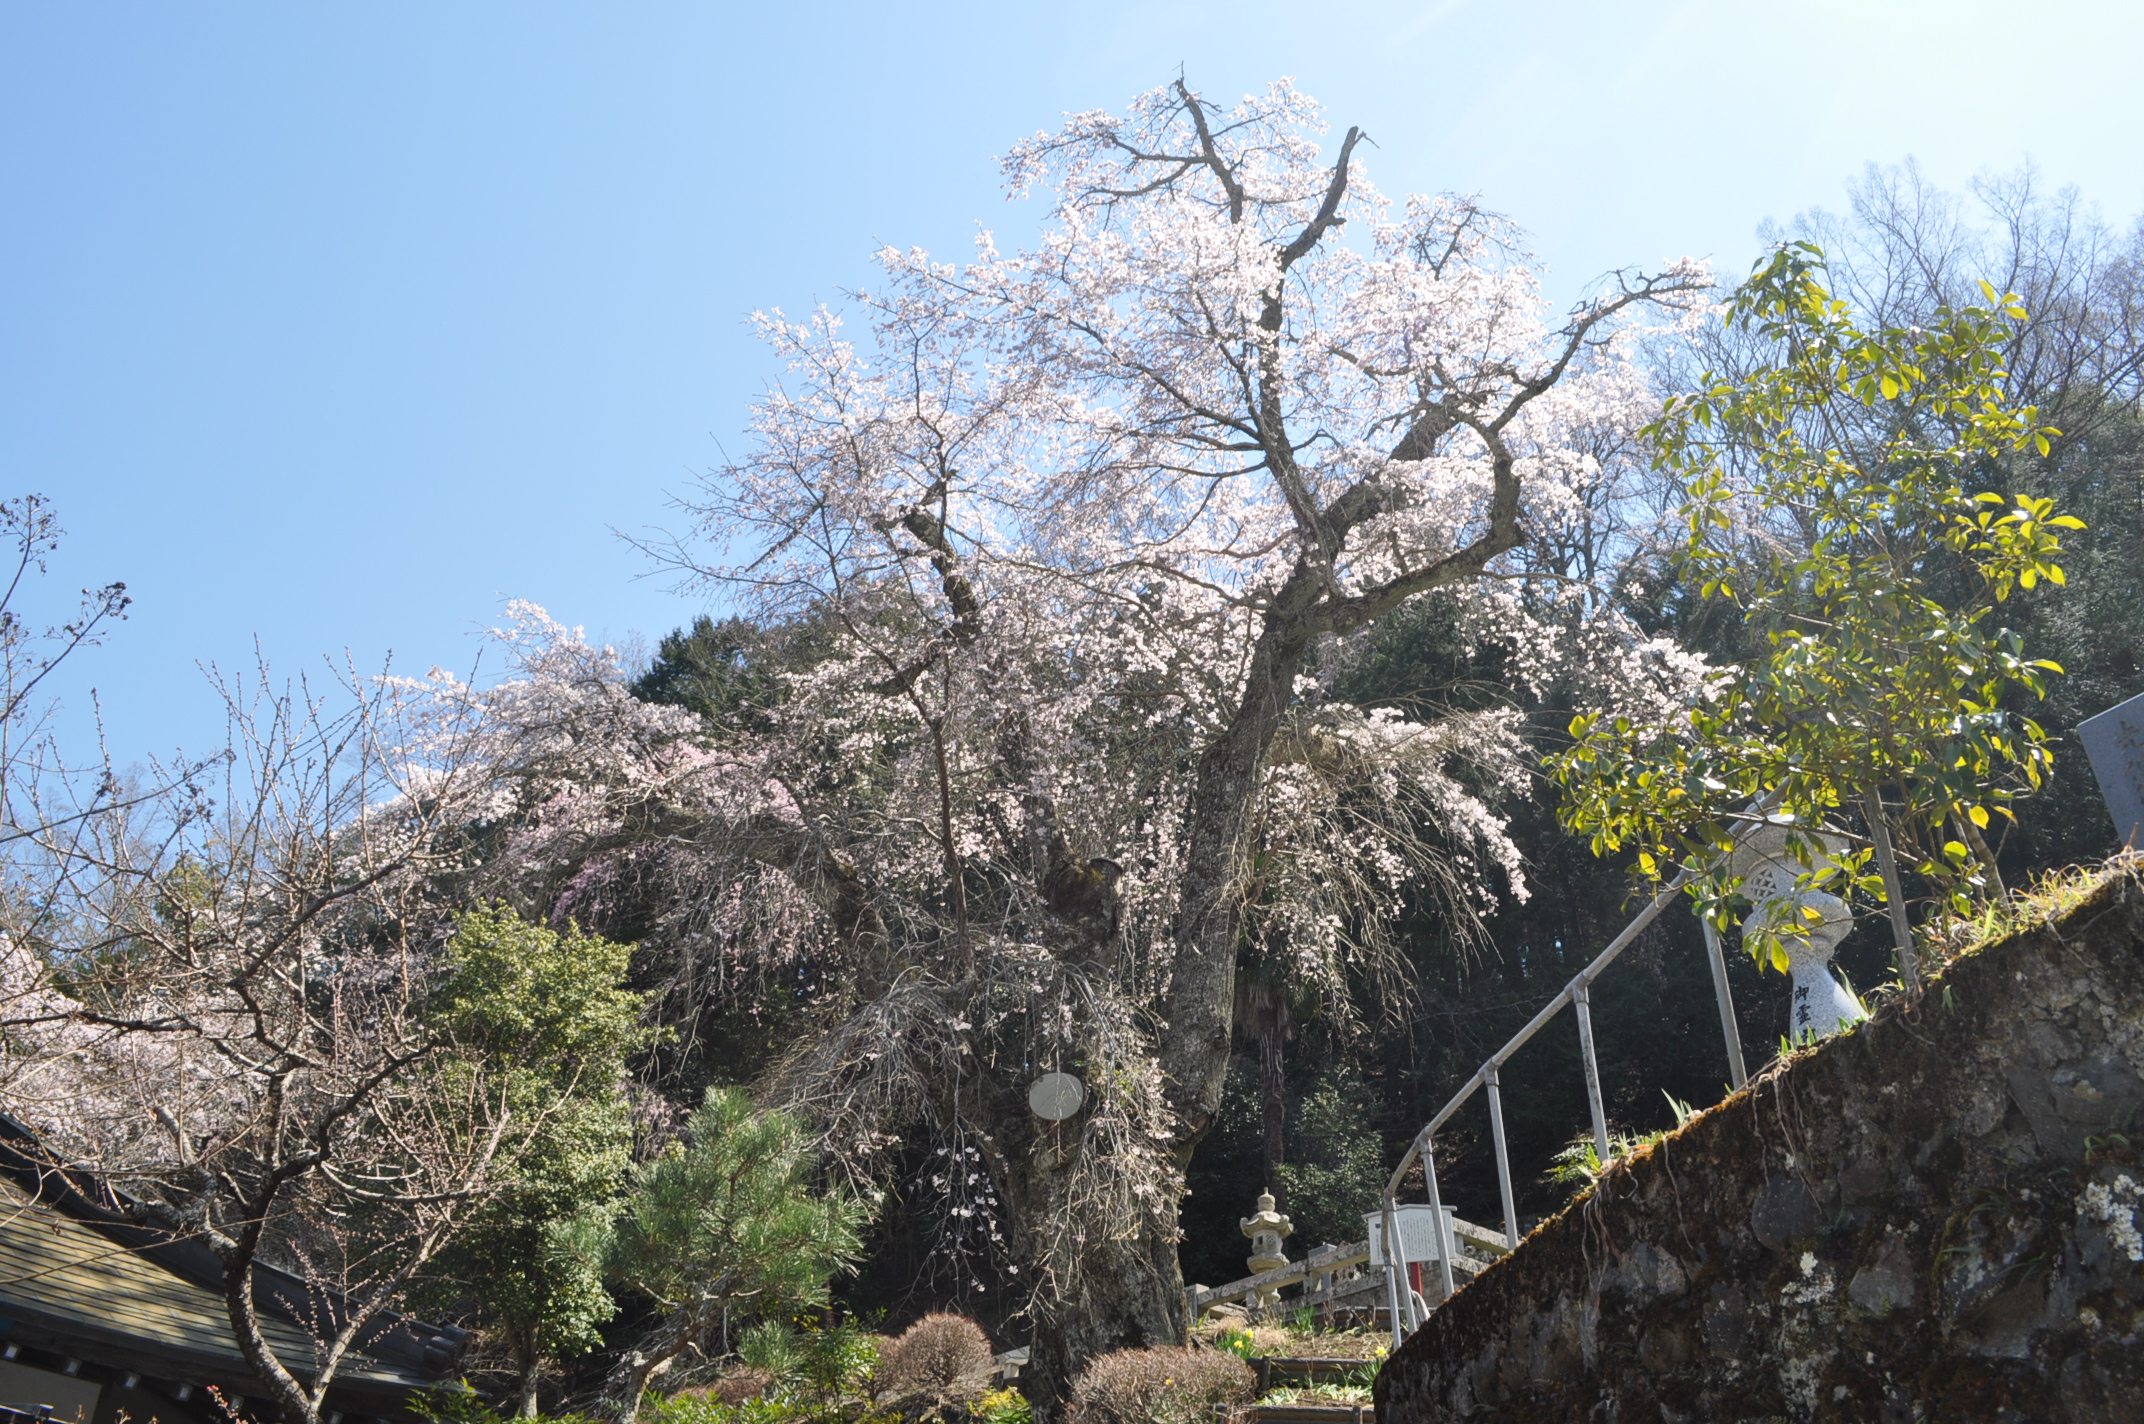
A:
[426,907,654,1416]
[603,1088,867,1423]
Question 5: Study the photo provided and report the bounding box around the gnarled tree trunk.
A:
[993,1129,1188,1420]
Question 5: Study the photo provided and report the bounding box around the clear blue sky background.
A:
[6,0,2141,767]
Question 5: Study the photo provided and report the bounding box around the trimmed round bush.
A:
[877,1313,996,1402]
[1068,1347,1254,1424]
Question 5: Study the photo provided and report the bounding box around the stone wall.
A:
[1375,867,2144,1422]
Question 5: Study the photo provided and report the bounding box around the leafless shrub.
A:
[1067,1347,1254,1424]
[876,1313,994,1402]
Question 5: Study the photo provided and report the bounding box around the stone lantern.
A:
[1730,821,1866,1042]
[1240,1190,1292,1307]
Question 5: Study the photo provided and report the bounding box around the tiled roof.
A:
[0,1179,431,1393]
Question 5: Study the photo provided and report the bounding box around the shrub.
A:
[798,1320,882,1398]
[412,1388,598,1424]
[1068,1348,1254,1424]
[972,1388,1032,1424]
[739,1320,804,1383]
[641,1393,789,1424]
[876,1313,995,1402]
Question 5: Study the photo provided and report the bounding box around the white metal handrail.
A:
[1378,797,1777,1344]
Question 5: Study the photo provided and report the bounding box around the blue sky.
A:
[6,0,2141,766]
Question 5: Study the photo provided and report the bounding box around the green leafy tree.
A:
[629,614,832,732]
[603,1088,867,1424]
[1553,244,2075,986]
[427,907,654,1416]
[1272,1078,1385,1252]
[1762,164,2144,875]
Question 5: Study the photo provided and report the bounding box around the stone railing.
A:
[1188,1219,1511,1323]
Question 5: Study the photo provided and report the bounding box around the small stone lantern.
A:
[1240,1190,1293,1307]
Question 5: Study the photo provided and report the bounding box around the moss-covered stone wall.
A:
[1374,870,2144,1422]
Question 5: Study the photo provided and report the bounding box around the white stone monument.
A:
[1730,821,1866,1042]
[1240,1190,1292,1308]
[2080,692,2144,851]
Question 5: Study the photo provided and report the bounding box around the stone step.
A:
[1226,1405,1373,1424]
[1246,1357,1379,1394]
[1256,1356,1378,1378]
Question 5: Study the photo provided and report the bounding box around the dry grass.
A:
[1188,1316,1387,1362]
[1067,1348,1254,1424]
[671,1370,775,1407]
[1934,855,2138,967]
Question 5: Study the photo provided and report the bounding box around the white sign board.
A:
[1363,1204,1457,1265]
[2079,691,2144,851]
[0,1362,103,1424]
[1027,1072,1085,1121]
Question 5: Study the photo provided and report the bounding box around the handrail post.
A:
[1367,797,1778,1334]
[1484,1066,1519,1253]
[1572,981,1610,1166]
[1700,915,1749,1090]
[1420,1139,1456,1310]
[1378,1200,1405,1349]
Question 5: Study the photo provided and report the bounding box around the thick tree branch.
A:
[1174,80,1245,224]
[1276,126,1365,274]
